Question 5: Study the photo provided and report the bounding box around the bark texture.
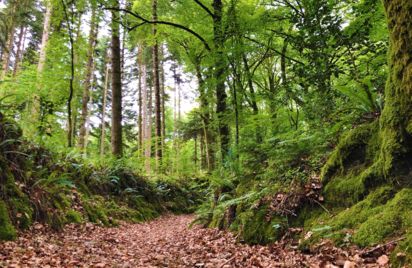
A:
[213,0,230,162]
[152,0,163,163]
[110,4,123,157]
[78,7,98,150]
[379,0,412,178]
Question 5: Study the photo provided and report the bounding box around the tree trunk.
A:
[61,0,75,148]
[110,4,123,157]
[145,85,153,174]
[0,4,16,80]
[140,45,151,173]
[213,0,230,162]
[138,47,143,151]
[78,6,98,150]
[194,60,214,170]
[152,0,162,164]
[84,63,96,150]
[242,54,262,143]
[31,0,52,132]
[37,1,52,74]
[160,46,166,152]
[230,80,240,147]
[100,64,110,156]
[378,0,412,178]
[12,26,26,77]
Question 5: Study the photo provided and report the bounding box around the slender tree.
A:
[100,64,110,156]
[212,0,230,161]
[61,0,75,147]
[37,1,52,74]
[12,26,26,77]
[137,47,143,151]
[78,5,98,150]
[110,1,123,157]
[0,2,16,79]
[152,0,162,164]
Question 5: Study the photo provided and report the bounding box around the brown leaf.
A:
[377,255,389,266]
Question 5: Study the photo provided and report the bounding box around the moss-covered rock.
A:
[353,188,412,246]
[231,206,287,244]
[0,201,16,240]
[301,187,412,254]
[321,121,378,184]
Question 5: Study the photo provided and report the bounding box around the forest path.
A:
[0,214,388,267]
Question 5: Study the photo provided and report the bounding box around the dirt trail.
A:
[0,215,388,267]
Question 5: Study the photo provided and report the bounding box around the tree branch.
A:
[105,7,211,51]
[243,35,304,65]
[193,0,215,18]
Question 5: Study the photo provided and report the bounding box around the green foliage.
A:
[66,210,83,223]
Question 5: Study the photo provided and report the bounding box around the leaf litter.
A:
[0,215,393,267]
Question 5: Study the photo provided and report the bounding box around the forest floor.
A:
[0,214,390,268]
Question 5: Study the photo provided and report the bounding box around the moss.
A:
[127,195,160,220]
[0,165,33,230]
[0,201,16,241]
[331,186,394,229]
[209,204,225,229]
[233,206,287,244]
[324,166,382,207]
[81,195,159,226]
[83,196,110,226]
[66,210,83,223]
[353,188,412,246]
[321,121,378,184]
[9,197,33,229]
[300,186,404,249]
[49,213,65,230]
[391,231,412,267]
[105,200,151,223]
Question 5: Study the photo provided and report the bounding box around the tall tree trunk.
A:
[31,0,52,133]
[172,67,178,173]
[160,46,166,152]
[84,62,96,150]
[37,1,52,74]
[242,54,262,143]
[61,0,75,148]
[145,85,153,173]
[12,26,26,77]
[138,47,143,151]
[140,45,151,173]
[230,79,239,147]
[378,0,412,178]
[100,65,110,156]
[110,4,123,157]
[0,3,16,80]
[194,135,198,169]
[213,0,230,162]
[195,60,214,170]
[78,6,98,150]
[152,0,162,164]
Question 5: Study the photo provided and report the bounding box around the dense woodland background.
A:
[0,0,411,266]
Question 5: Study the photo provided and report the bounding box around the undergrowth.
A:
[0,115,207,240]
